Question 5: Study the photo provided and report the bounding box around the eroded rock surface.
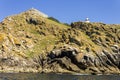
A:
[42,46,120,74]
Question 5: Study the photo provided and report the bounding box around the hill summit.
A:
[24,8,48,18]
[0,8,120,74]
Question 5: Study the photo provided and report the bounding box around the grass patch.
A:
[26,35,58,58]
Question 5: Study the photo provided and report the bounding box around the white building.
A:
[85,18,90,23]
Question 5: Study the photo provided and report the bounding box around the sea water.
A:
[0,73,119,80]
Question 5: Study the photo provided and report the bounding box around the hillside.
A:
[0,8,120,74]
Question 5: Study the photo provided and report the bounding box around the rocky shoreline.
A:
[0,46,120,75]
[42,47,120,74]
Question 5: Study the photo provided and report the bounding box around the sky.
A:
[0,0,120,24]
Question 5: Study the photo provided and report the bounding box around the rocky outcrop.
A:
[0,9,120,74]
[24,8,48,18]
[41,46,120,74]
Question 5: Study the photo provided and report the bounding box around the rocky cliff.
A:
[0,9,120,74]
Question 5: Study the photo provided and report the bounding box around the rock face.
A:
[0,8,120,74]
[41,46,120,74]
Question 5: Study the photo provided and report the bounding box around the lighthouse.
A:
[85,18,90,23]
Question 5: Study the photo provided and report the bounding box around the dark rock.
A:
[111,45,119,53]
[69,37,81,46]
[26,17,43,25]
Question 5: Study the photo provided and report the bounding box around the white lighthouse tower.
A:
[85,18,90,23]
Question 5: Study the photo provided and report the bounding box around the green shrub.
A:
[48,17,60,23]
[63,23,70,27]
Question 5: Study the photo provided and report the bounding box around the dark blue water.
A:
[0,73,119,80]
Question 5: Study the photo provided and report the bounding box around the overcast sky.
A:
[0,0,120,24]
